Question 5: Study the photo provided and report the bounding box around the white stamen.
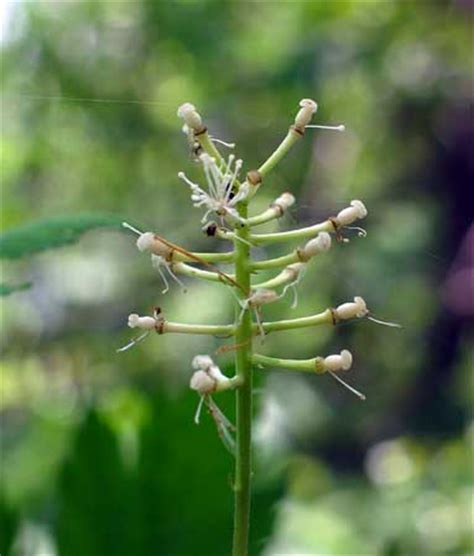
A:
[116,331,150,353]
[210,136,235,148]
[306,124,345,131]
[152,255,186,293]
[122,221,144,236]
[345,226,367,237]
[328,371,366,400]
[194,395,206,424]
[368,316,403,328]
[179,153,246,225]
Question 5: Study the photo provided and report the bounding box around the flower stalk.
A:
[120,98,387,556]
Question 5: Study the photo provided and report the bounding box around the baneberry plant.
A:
[121,99,394,556]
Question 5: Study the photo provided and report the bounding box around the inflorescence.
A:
[120,98,400,447]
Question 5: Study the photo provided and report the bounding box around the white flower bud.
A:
[248,288,280,307]
[335,296,368,320]
[302,232,332,258]
[177,102,203,131]
[127,314,157,330]
[284,263,306,280]
[136,232,172,258]
[323,349,353,372]
[190,370,216,394]
[192,354,214,371]
[273,192,295,212]
[190,355,232,394]
[336,200,368,226]
[294,98,318,129]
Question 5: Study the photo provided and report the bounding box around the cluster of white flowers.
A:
[178,153,249,225]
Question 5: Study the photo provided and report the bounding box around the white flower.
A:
[127,313,158,330]
[337,200,368,226]
[178,153,248,224]
[136,232,172,258]
[301,232,332,259]
[323,349,353,372]
[294,98,318,129]
[177,102,203,131]
[192,354,214,371]
[272,192,295,213]
[335,296,368,320]
[246,288,280,308]
[190,370,216,394]
[190,354,232,394]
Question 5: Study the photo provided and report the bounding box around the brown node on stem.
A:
[246,170,262,187]
[193,125,208,137]
[330,307,339,325]
[328,217,347,243]
[290,124,305,137]
[314,357,325,374]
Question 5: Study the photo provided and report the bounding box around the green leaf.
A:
[0,214,125,260]
[0,282,32,296]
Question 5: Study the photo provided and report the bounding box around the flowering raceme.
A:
[119,98,399,556]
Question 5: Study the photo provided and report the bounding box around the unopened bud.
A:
[294,98,318,129]
[272,192,295,212]
[136,232,173,258]
[335,296,368,320]
[302,232,332,259]
[284,262,306,281]
[177,102,203,131]
[248,288,280,307]
[190,370,216,394]
[127,313,157,330]
[323,349,353,372]
[190,354,232,394]
[336,200,368,226]
[192,354,214,371]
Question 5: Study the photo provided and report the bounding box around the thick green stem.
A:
[232,205,252,556]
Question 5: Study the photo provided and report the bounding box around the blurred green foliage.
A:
[1,1,472,555]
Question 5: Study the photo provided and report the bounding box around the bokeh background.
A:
[1,1,473,555]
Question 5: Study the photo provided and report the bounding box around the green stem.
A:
[257,128,301,177]
[245,206,284,228]
[232,202,252,556]
[250,219,335,244]
[252,352,319,372]
[173,262,235,284]
[252,265,300,290]
[196,129,226,166]
[162,321,234,335]
[251,250,300,270]
[260,308,333,333]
